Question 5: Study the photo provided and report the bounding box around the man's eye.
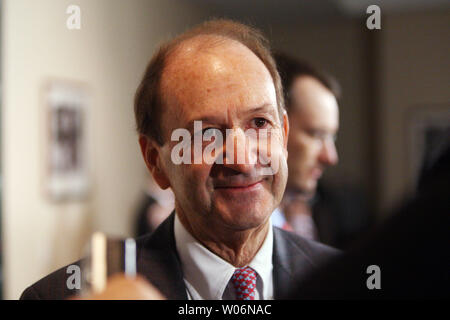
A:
[305,129,322,139]
[306,129,336,142]
[252,118,268,128]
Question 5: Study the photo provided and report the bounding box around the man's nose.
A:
[318,139,338,166]
[222,128,257,174]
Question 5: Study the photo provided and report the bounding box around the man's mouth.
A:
[214,179,264,191]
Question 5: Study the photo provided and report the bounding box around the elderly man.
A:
[21,20,338,300]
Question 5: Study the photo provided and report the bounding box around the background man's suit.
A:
[20,213,339,300]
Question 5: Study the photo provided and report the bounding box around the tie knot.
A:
[230,266,257,300]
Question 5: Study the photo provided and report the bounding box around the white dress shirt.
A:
[271,207,286,228]
[174,213,274,300]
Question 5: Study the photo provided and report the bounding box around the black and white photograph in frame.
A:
[45,81,90,201]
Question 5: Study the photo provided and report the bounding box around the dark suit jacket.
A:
[20,213,339,300]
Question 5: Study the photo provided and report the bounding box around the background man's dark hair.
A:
[135,19,285,145]
[273,52,341,112]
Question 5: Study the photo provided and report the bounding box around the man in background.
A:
[273,53,371,249]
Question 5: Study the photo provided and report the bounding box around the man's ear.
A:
[282,110,289,149]
[138,135,171,189]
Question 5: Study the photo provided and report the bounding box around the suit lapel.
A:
[137,212,188,300]
[272,227,316,299]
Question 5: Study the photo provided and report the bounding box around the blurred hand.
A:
[72,274,166,300]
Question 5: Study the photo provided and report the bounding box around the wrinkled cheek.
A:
[258,131,287,178]
[257,133,288,206]
[275,154,288,189]
[271,140,289,200]
[182,166,213,209]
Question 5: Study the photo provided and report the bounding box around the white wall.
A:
[1,0,210,299]
[378,10,450,214]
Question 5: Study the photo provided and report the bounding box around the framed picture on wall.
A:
[43,80,90,201]
[407,105,450,191]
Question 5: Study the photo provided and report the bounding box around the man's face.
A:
[153,37,288,232]
[287,76,339,195]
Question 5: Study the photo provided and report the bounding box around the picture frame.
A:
[43,80,90,201]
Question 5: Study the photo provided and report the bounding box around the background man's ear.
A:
[138,135,171,189]
[282,110,289,149]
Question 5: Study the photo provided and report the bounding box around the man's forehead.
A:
[165,35,251,67]
[289,76,339,130]
[162,35,269,85]
[159,35,276,123]
[291,76,335,106]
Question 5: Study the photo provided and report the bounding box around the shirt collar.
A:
[174,213,273,300]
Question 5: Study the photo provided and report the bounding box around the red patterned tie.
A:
[230,266,258,300]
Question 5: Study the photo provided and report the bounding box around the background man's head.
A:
[274,53,340,196]
[135,20,289,235]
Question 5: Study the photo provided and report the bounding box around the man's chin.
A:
[305,180,318,194]
[212,205,271,231]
